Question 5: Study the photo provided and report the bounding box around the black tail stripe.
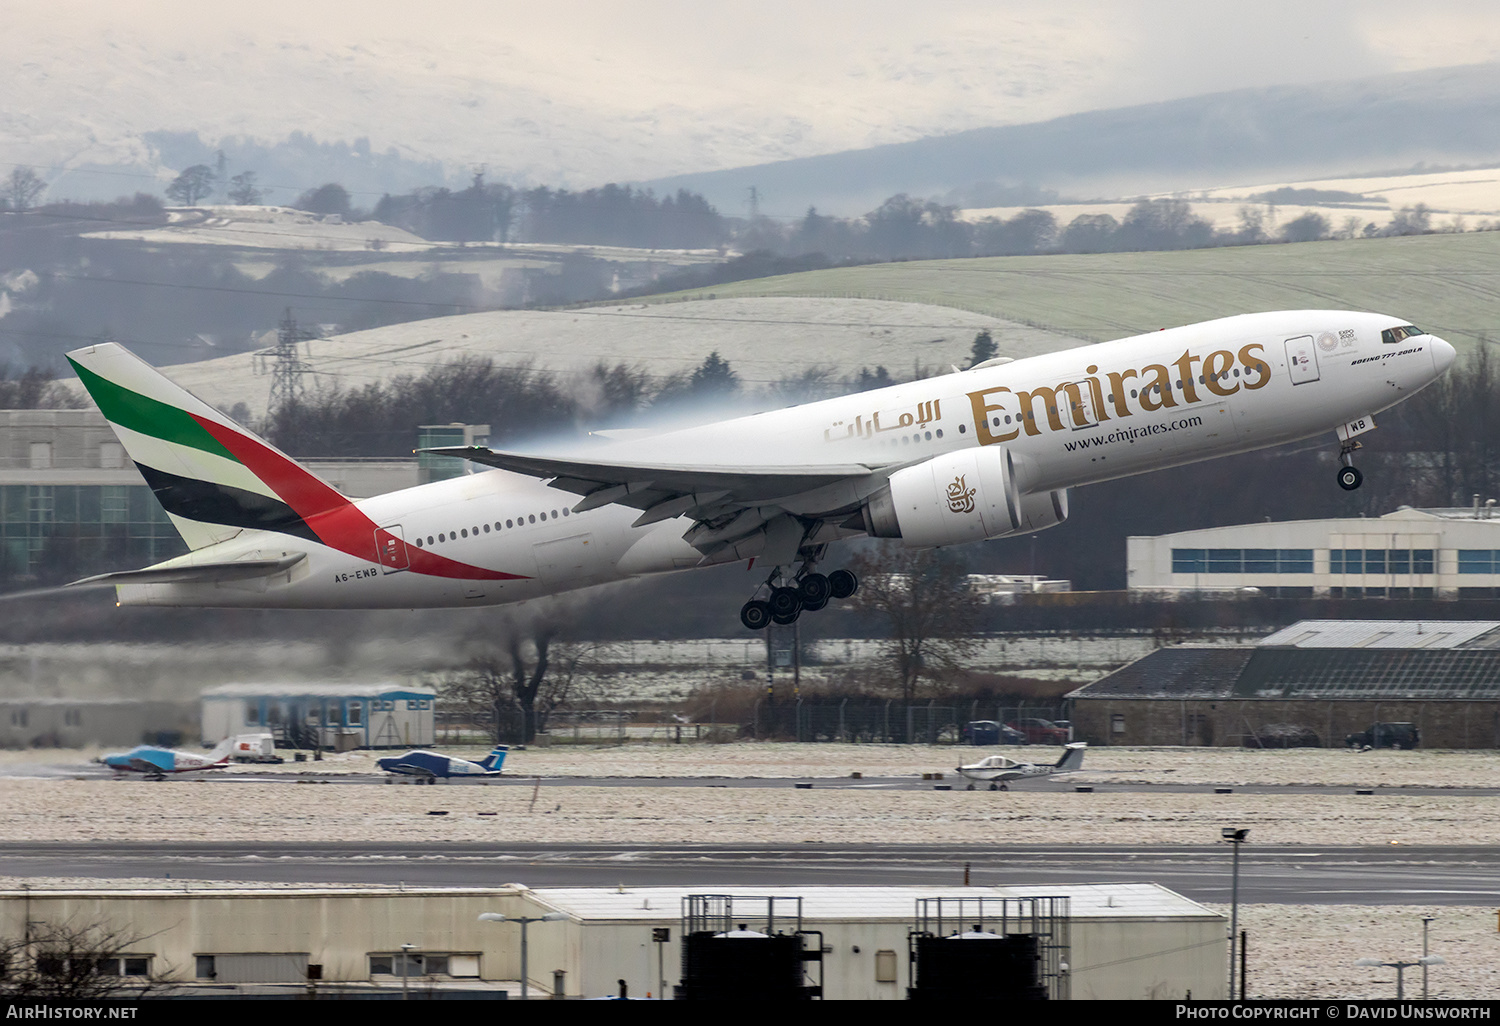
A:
[134,462,321,544]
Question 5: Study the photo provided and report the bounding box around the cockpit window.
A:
[1381,324,1424,344]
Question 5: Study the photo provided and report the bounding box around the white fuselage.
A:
[116,310,1452,608]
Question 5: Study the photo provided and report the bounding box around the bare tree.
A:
[165,164,215,206]
[439,627,607,743]
[5,166,45,212]
[227,171,263,205]
[847,543,982,705]
[0,919,171,998]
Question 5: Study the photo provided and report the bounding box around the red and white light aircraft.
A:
[67,310,1454,630]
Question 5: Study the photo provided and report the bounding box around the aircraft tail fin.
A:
[66,342,353,552]
[478,745,508,772]
[206,737,237,762]
[1054,742,1086,773]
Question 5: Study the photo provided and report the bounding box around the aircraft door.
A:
[1285,335,1321,385]
[1061,379,1101,430]
[376,524,409,573]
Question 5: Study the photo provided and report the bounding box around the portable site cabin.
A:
[200,682,436,750]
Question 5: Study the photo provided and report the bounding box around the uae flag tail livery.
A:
[66,342,530,600]
[67,343,353,553]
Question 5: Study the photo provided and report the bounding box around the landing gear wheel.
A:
[740,600,771,631]
[798,573,831,606]
[1337,465,1363,491]
[989,783,999,792]
[966,783,975,791]
[768,587,802,620]
[828,569,858,600]
[771,608,801,625]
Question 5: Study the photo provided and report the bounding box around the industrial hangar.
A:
[0,882,1225,1000]
[1068,619,1500,747]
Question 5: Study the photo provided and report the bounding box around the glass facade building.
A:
[1128,507,1500,599]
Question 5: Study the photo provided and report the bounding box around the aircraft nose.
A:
[1430,336,1457,375]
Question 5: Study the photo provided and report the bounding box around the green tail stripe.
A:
[69,358,238,463]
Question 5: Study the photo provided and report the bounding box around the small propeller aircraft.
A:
[376,745,508,783]
[99,738,236,780]
[955,741,1087,791]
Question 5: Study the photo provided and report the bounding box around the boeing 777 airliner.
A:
[66,310,1455,630]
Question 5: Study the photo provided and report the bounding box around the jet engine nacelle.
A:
[860,448,1068,548]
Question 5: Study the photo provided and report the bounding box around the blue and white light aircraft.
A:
[64,311,1455,630]
[100,738,236,779]
[956,742,1087,791]
[376,745,508,782]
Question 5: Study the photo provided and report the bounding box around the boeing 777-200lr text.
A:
[66,310,1455,630]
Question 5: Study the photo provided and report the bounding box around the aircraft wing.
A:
[67,554,307,588]
[423,446,882,560]
[382,762,436,777]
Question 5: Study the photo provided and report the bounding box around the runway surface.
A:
[2,840,1497,905]
[18,762,1500,798]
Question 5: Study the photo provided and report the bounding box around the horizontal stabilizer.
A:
[68,553,307,588]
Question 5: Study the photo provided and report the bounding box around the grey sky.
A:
[9,1,1500,182]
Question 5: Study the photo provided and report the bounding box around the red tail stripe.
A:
[193,416,525,581]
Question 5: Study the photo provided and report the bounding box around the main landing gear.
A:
[1337,439,1364,491]
[740,566,859,630]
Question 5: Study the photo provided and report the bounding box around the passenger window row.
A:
[412,507,570,548]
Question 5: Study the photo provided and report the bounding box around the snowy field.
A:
[962,166,1500,236]
[145,297,1078,419]
[83,205,435,253]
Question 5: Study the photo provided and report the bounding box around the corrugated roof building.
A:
[1066,620,1500,748]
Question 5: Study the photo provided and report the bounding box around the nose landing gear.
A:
[739,564,860,630]
[1337,439,1364,491]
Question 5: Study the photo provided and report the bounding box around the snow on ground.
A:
[1207,904,1500,1001]
[149,297,1079,420]
[83,206,435,253]
[6,774,1500,847]
[4,744,1500,846]
[961,167,1500,236]
[10,741,1500,786]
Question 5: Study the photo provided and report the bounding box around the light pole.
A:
[479,911,569,999]
[1222,827,1248,998]
[1422,916,1436,1000]
[1355,956,1445,1000]
[399,943,414,1001]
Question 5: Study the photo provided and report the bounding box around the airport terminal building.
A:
[1127,505,1500,599]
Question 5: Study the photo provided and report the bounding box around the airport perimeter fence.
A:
[751,700,1070,744]
[440,704,1070,746]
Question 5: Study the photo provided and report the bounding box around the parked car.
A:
[1243,723,1321,749]
[1006,717,1070,745]
[1345,722,1420,750]
[961,721,1028,746]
